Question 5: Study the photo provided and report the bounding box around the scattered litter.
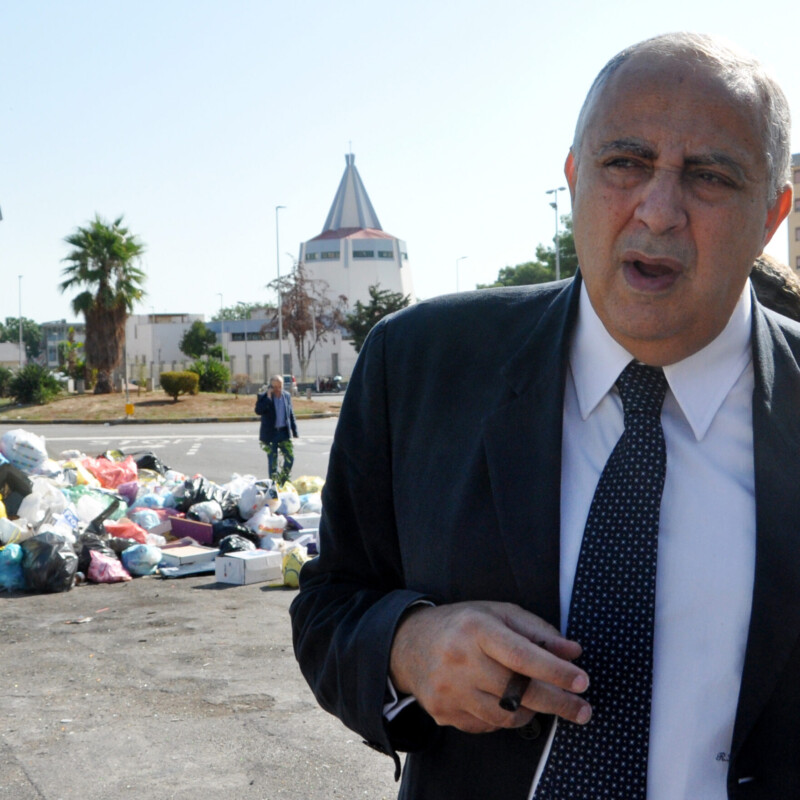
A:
[0,429,323,593]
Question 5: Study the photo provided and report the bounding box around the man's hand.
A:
[389,601,590,733]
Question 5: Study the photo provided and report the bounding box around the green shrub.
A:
[9,364,62,405]
[0,365,13,398]
[188,358,230,392]
[160,371,199,402]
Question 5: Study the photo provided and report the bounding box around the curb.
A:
[0,412,338,426]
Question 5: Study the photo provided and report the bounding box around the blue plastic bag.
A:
[0,544,27,591]
[121,544,162,576]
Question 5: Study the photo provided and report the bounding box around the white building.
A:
[120,153,413,388]
[299,153,414,306]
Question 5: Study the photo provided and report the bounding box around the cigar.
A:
[499,672,531,712]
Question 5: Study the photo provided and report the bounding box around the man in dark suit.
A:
[291,33,799,799]
[255,375,298,484]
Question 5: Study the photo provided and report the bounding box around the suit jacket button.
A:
[517,718,541,740]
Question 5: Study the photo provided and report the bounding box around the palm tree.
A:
[59,214,146,394]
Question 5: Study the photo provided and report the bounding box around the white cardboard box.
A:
[159,544,218,567]
[215,550,283,585]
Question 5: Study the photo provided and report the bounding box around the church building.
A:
[299,154,415,308]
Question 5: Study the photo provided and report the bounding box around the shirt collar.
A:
[570,281,752,441]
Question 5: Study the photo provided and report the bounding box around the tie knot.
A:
[616,361,668,418]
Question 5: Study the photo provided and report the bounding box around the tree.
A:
[59,215,146,394]
[266,260,347,379]
[212,301,273,322]
[0,317,42,360]
[179,320,219,359]
[57,327,86,381]
[345,284,411,353]
[478,215,578,288]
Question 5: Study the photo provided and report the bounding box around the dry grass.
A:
[0,389,340,423]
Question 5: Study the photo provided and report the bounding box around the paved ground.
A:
[1,575,401,800]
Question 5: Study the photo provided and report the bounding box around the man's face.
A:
[567,54,791,365]
[270,379,283,394]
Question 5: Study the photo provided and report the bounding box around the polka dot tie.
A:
[534,361,668,800]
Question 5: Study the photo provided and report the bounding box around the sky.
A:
[3,0,800,325]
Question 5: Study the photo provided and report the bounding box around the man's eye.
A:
[604,158,643,170]
[690,171,735,188]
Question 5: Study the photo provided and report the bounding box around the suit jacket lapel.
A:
[732,301,800,756]
[481,277,580,623]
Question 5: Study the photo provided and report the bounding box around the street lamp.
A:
[237,300,250,388]
[275,205,286,377]
[545,186,566,281]
[217,292,224,357]
[456,255,468,293]
[18,275,23,367]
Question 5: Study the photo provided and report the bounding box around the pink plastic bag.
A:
[81,456,138,489]
[88,550,132,583]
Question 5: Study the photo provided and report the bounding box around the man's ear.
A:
[565,150,576,199]
[764,183,793,246]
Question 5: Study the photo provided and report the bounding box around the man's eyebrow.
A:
[684,153,747,183]
[596,138,656,159]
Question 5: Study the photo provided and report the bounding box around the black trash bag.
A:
[106,537,140,557]
[0,463,33,517]
[76,532,118,575]
[175,476,238,519]
[217,534,257,556]
[21,533,78,593]
[134,452,169,475]
[212,519,261,548]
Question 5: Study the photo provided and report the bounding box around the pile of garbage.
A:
[0,428,323,594]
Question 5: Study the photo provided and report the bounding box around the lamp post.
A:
[545,186,566,280]
[237,300,250,389]
[456,255,468,293]
[18,275,23,367]
[217,292,224,359]
[275,205,286,377]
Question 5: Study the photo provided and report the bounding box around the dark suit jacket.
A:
[290,275,800,799]
[255,390,298,443]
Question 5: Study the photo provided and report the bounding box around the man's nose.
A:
[633,169,688,235]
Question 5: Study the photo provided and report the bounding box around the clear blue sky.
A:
[2,0,799,324]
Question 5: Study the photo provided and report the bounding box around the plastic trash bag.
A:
[121,544,162,576]
[128,508,162,530]
[282,545,310,588]
[217,534,256,556]
[244,505,286,536]
[21,533,78,593]
[238,480,274,520]
[88,550,131,583]
[292,475,325,495]
[81,456,138,489]
[0,463,33,517]
[0,543,27,591]
[275,485,301,516]
[77,532,119,575]
[103,519,148,544]
[187,499,223,523]
[135,452,170,475]
[298,492,323,514]
[212,518,261,548]
[0,428,49,473]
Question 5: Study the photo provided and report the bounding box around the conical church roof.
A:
[314,154,389,240]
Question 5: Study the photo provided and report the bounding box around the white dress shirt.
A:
[530,283,756,799]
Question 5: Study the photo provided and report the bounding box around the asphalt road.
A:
[0,417,340,486]
[0,411,407,799]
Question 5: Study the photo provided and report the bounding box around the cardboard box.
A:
[168,516,214,545]
[215,550,283,585]
[290,512,321,530]
[159,544,218,567]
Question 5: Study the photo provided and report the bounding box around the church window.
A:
[377,251,393,258]
[306,252,318,260]
[353,250,374,258]
[321,251,340,259]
